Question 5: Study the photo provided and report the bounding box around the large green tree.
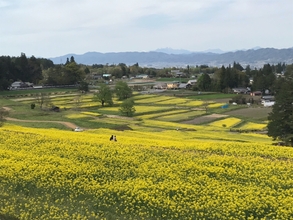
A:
[197,73,211,91]
[94,84,113,106]
[267,65,293,146]
[115,81,132,100]
[119,98,136,116]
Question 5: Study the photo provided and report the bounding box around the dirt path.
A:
[2,106,79,130]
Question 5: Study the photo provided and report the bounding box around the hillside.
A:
[49,47,293,68]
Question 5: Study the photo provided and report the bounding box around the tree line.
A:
[0,53,288,94]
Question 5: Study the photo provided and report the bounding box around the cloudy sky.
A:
[1,0,292,58]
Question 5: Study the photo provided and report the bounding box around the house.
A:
[167,81,179,89]
[232,87,249,94]
[171,70,185,78]
[136,74,149,79]
[92,73,102,80]
[187,79,197,85]
[153,83,167,90]
[178,83,188,89]
[102,74,111,79]
[251,91,262,96]
[10,81,29,90]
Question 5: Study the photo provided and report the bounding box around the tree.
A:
[119,98,136,116]
[115,81,132,100]
[74,94,83,110]
[267,77,293,146]
[35,93,52,109]
[70,56,75,63]
[84,67,90,74]
[78,81,89,93]
[94,84,113,106]
[197,73,211,91]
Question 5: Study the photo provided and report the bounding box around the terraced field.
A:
[0,90,283,219]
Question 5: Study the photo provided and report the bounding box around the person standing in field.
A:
[110,135,117,141]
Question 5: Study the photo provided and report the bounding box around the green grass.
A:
[1,91,269,132]
[0,88,78,97]
[5,121,69,130]
[158,110,206,122]
[187,93,237,100]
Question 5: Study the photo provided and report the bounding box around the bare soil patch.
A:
[2,107,12,111]
[182,113,228,125]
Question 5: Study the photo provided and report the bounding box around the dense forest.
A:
[0,53,290,94]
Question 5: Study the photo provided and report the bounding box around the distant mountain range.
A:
[49,47,293,68]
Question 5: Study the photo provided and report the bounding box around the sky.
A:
[1,0,293,58]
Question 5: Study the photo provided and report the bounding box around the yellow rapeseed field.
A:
[1,124,293,219]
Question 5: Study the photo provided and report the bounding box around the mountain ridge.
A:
[49,47,293,68]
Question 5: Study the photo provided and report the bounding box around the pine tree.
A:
[267,79,293,146]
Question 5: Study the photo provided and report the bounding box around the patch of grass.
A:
[0,88,78,97]
[158,110,206,122]
[187,93,237,100]
[5,122,70,130]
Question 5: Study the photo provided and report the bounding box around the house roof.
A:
[178,83,188,88]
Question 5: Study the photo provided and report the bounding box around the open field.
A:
[225,106,272,120]
[1,88,288,219]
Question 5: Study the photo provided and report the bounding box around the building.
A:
[171,70,185,78]
[153,83,167,90]
[251,91,262,96]
[232,87,249,94]
[187,79,197,85]
[167,81,180,89]
[178,83,188,89]
[10,81,30,90]
[136,74,149,79]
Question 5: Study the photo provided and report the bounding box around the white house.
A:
[10,81,27,90]
[187,79,197,85]
[136,74,149,79]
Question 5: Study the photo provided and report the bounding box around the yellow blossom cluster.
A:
[239,122,267,130]
[209,117,242,128]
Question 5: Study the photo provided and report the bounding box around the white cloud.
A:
[0,0,292,57]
